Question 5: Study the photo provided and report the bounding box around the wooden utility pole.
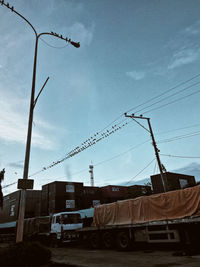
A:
[124,113,167,192]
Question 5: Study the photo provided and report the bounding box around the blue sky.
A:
[1,0,200,195]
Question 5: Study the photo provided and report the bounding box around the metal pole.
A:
[16,36,38,243]
[0,1,80,243]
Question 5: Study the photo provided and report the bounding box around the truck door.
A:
[51,215,62,239]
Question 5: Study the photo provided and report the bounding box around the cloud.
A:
[68,22,94,46]
[0,93,55,150]
[7,160,24,169]
[165,20,200,70]
[168,48,200,69]
[126,70,146,80]
[172,162,200,181]
[183,20,200,36]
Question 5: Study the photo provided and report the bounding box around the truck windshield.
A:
[62,214,82,224]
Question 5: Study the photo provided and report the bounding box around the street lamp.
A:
[0,1,80,243]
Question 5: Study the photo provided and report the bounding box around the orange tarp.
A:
[93,185,200,226]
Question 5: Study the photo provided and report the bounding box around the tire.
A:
[116,231,131,251]
[89,232,100,249]
[102,231,113,249]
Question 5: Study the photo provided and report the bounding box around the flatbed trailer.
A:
[79,215,200,250]
[78,186,200,250]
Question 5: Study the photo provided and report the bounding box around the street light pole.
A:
[0,1,80,243]
[124,113,167,192]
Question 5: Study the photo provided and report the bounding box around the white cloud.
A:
[183,20,200,36]
[0,93,55,150]
[168,48,200,69]
[68,22,94,46]
[165,20,200,70]
[126,70,145,80]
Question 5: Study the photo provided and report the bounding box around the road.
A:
[50,247,200,267]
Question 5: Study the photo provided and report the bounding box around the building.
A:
[0,190,41,224]
[151,172,196,194]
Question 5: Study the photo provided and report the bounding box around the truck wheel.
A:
[116,231,131,251]
[102,231,113,249]
[89,232,100,249]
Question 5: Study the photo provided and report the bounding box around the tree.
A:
[0,168,5,208]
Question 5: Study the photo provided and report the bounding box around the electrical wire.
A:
[28,119,132,178]
[125,158,156,185]
[157,130,200,144]
[40,37,70,49]
[125,72,200,114]
[2,181,17,189]
[28,74,200,177]
[143,88,200,115]
[134,81,200,115]
[160,154,200,159]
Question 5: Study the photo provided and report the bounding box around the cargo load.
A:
[93,185,200,226]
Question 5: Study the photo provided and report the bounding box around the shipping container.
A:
[151,172,196,193]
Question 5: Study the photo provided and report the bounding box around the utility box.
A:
[151,172,196,193]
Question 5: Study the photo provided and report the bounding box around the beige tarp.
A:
[93,185,200,226]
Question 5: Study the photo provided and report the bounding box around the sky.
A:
[1,0,200,195]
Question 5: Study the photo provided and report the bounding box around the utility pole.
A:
[0,1,80,243]
[124,113,167,192]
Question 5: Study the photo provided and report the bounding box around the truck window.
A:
[62,214,81,224]
[56,216,60,224]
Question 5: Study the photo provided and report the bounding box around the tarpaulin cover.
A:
[93,185,200,226]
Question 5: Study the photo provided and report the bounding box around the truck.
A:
[0,208,94,245]
[78,185,200,251]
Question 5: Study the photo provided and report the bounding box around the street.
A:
[50,247,200,267]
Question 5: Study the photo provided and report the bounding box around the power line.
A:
[134,81,200,114]
[157,123,200,135]
[143,87,200,115]
[2,181,17,189]
[125,72,200,114]
[27,74,200,177]
[157,130,200,144]
[28,119,132,178]
[4,123,200,189]
[125,158,155,185]
[40,37,70,49]
[160,153,200,159]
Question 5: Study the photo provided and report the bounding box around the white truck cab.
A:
[50,212,83,242]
